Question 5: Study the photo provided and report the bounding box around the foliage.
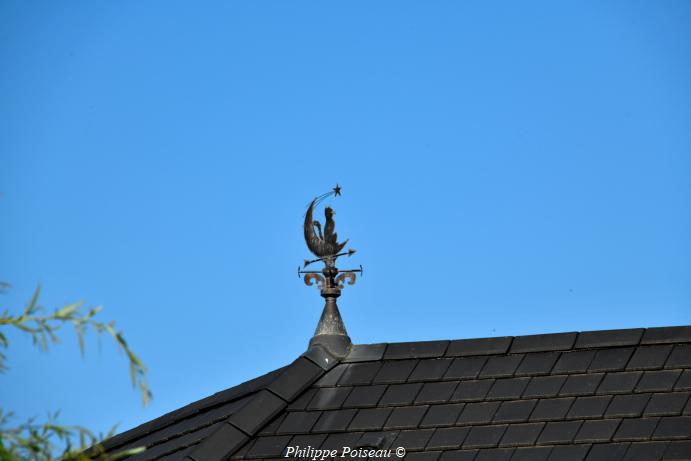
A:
[0,285,151,461]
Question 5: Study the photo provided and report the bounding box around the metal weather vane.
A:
[298,184,362,291]
[299,184,359,356]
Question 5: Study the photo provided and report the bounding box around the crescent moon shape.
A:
[304,199,323,257]
[304,199,349,258]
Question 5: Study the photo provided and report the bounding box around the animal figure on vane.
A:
[304,200,348,267]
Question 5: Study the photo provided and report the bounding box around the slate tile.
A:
[585,442,629,461]
[675,370,691,391]
[666,346,691,368]
[463,425,508,449]
[348,408,392,431]
[636,370,682,393]
[315,365,348,387]
[685,399,691,416]
[644,392,691,417]
[409,359,454,382]
[246,436,292,458]
[606,394,652,418]
[567,396,612,419]
[627,346,674,370]
[307,387,353,410]
[416,382,459,404]
[312,409,357,432]
[515,353,559,376]
[537,421,582,444]
[288,434,327,451]
[405,452,442,461]
[420,404,465,428]
[191,423,248,461]
[356,431,399,449]
[438,450,478,461]
[303,345,340,370]
[479,356,524,378]
[374,360,419,384]
[394,429,435,450]
[344,344,386,363]
[452,380,495,402]
[623,442,669,461]
[597,372,642,394]
[498,422,544,447]
[230,438,253,460]
[445,357,488,380]
[575,328,644,348]
[321,432,364,450]
[589,348,634,372]
[510,332,577,353]
[134,403,220,448]
[287,388,318,411]
[446,337,512,357]
[546,444,591,461]
[162,445,197,461]
[268,358,324,401]
[427,427,471,449]
[385,406,429,430]
[131,435,204,461]
[530,398,575,421]
[385,341,450,359]
[259,414,285,435]
[380,383,423,406]
[474,447,514,461]
[492,400,537,423]
[553,351,596,374]
[559,374,604,396]
[343,385,387,408]
[338,363,383,386]
[574,419,621,443]
[642,326,691,344]
[653,417,691,440]
[511,446,552,461]
[276,412,321,434]
[457,402,501,425]
[228,390,286,435]
[486,378,530,400]
[613,418,660,441]
[522,376,566,398]
[664,441,691,460]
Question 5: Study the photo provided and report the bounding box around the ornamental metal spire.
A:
[299,184,362,357]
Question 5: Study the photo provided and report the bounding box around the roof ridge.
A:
[102,365,287,453]
[341,326,691,362]
[184,345,341,461]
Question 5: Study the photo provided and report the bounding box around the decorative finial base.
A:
[308,286,352,358]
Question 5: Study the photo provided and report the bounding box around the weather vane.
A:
[298,184,362,291]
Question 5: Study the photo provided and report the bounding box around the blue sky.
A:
[1,1,689,440]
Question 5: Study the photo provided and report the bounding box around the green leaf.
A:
[55,303,81,319]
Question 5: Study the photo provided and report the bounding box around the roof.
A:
[103,326,691,461]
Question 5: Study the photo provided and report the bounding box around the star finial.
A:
[333,184,342,196]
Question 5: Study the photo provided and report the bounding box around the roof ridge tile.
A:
[642,327,691,345]
[510,332,578,354]
[101,367,285,452]
[187,346,342,461]
[575,329,644,349]
[343,344,387,363]
[384,341,451,360]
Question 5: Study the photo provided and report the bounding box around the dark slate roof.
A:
[105,326,691,461]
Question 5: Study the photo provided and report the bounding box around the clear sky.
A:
[1,0,690,441]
